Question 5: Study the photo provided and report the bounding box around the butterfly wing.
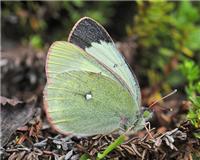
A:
[46,41,114,82]
[45,71,138,136]
[44,42,141,136]
[68,17,141,107]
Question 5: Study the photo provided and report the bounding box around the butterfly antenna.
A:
[149,89,177,108]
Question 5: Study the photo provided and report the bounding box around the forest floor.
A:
[1,42,200,160]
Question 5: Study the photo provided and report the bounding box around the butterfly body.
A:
[44,17,145,136]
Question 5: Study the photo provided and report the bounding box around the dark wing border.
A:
[68,17,113,49]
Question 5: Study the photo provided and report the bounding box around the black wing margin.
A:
[68,17,113,49]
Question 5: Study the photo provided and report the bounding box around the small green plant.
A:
[80,134,126,160]
[180,59,200,130]
[97,134,126,160]
[127,1,200,92]
[30,34,43,49]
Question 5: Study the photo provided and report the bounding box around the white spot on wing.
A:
[85,93,93,100]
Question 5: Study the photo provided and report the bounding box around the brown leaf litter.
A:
[0,96,36,146]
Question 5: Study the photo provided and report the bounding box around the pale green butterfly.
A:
[44,17,145,136]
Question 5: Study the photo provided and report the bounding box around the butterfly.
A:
[44,17,145,136]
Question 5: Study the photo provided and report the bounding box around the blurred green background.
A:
[1,1,200,129]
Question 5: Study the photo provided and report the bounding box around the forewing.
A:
[46,41,115,82]
[68,17,141,106]
[44,71,139,136]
